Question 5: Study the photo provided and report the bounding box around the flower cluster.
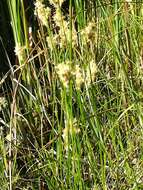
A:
[72,65,84,89]
[34,0,97,49]
[34,1,98,89]
[56,59,97,89]
[55,61,72,87]
[49,0,65,7]
[34,0,51,26]
[80,22,96,45]
[55,61,84,89]
[46,3,78,49]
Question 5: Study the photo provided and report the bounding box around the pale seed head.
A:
[49,0,65,7]
[35,0,51,26]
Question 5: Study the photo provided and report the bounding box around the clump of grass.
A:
[1,0,143,189]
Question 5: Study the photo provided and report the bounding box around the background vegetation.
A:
[0,0,143,189]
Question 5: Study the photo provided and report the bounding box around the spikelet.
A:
[49,0,65,7]
[54,7,66,26]
[34,0,51,26]
[56,61,84,89]
[81,22,96,45]
[72,65,84,89]
[53,7,78,48]
[55,61,72,87]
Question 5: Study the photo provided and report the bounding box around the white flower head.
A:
[56,61,72,87]
[34,0,51,26]
[49,0,65,7]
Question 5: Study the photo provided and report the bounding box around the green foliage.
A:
[0,0,143,189]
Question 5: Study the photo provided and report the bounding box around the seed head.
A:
[81,22,96,44]
[49,0,65,7]
[72,65,84,90]
[35,0,51,26]
[55,61,72,87]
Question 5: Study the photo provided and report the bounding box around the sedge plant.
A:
[0,0,143,189]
